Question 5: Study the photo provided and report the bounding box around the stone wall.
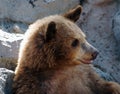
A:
[78,0,120,82]
[0,0,79,23]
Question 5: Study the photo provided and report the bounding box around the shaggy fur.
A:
[13,5,120,94]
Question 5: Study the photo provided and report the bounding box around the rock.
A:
[88,0,113,5]
[0,68,14,94]
[0,0,80,23]
[77,0,120,83]
[113,12,120,41]
[93,67,114,81]
[0,19,28,33]
[0,29,24,70]
[112,9,120,57]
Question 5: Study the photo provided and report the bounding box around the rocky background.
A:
[0,0,120,94]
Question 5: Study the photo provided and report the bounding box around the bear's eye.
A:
[71,39,79,47]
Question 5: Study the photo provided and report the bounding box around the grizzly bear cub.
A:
[13,5,120,94]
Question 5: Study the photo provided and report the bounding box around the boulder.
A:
[0,68,14,94]
[0,19,28,34]
[77,0,120,83]
[113,9,120,57]
[88,0,113,5]
[0,67,113,94]
[0,29,24,70]
[93,67,114,81]
[0,0,80,24]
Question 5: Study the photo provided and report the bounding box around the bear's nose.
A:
[91,51,99,60]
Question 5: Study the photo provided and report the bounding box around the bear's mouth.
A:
[79,59,93,64]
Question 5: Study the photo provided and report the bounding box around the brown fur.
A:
[13,5,120,94]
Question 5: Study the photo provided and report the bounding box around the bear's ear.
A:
[63,5,82,22]
[46,21,57,42]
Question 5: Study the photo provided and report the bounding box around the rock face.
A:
[0,29,23,70]
[113,5,120,57]
[77,0,120,83]
[0,0,80,23]
[0,68,14,94]
[93,67,114,81]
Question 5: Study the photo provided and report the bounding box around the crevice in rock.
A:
[79,0,86,5]
[27,0,37,8]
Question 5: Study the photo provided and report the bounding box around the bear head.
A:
[17,5,99,71]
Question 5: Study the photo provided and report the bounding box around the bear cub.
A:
[13,5,120,94]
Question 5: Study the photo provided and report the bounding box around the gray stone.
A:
[0,68,14,94]
[0,19,28,33]
[94,67,114,81]
[0,29,24,70]
[0,0,80,23]
[78,0,120,83]
[88,0,113,5]
[44,0,55,3]
[113,10,120,57]
[113,11,120,41]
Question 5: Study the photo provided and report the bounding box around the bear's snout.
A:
[82,42,99,61]
[89,44,99,60]
[91,50,99,60]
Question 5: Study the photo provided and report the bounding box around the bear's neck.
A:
[18,50,56,72]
